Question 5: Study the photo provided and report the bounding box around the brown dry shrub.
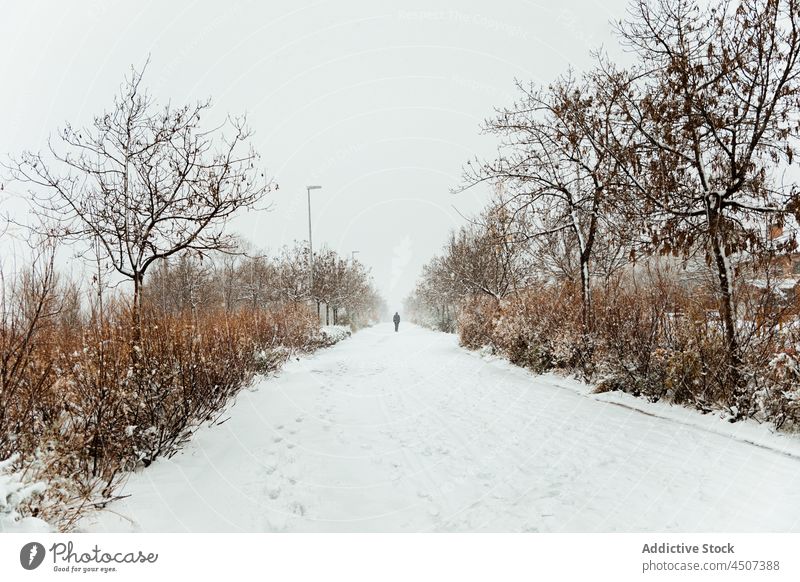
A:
[760,349,800,430]
[580,273,738,409]
[457,295,500,350]
[2,293,326,530]
[244,302,320,351]
[0,265,68,462]
[454,265,800,425]
[489,285,583,373]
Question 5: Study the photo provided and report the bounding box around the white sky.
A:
[0,0,629,310]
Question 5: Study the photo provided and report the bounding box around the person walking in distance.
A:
[393,312,401,332]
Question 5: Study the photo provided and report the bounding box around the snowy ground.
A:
[83,323,800,532]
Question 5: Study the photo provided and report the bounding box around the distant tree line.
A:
[146,241,384,328]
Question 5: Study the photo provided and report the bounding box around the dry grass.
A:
[1,268,326,530]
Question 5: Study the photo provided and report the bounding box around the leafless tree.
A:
[594,0,800,410]
[405,207,528,332]
[405,256,461,332]
[5,62,273,336]
[459,73,630,337]
[332,257,376,326]
[274,243,312,304]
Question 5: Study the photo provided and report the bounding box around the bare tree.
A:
[238,253,278,310]
[6,62,273,335]
[595,0,800,411]
[274,243,312,304]
[406,254,463,332]
[459,73,628,337]
[405,209,525,332]
[332,256,374,326]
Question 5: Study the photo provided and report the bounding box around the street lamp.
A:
[306,185,322,313]
[351,250,360,262]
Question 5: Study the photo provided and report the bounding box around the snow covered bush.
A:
[0,288,341,530]
[761,351,800,430]
[0,455,49,533]
[253,347,291,375]
[59,302,321,474]
[457,289,574,374]
[317,325,352,347]
[452,267,800,427]
[457,295,499,351]
[586,272,734,411]
[249,302,320,351]
[477,287,583,374]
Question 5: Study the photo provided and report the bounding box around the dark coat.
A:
[393,313,400,324]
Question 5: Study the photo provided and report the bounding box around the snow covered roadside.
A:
[81,323,800,533]
[471,347,800,461]
[0,455,51,533]
[2,325,354,533]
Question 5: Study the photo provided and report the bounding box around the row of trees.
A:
[146,241,384,327]
[409,0,800,421]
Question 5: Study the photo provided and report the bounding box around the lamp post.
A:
[351,250,360,262]
[306,185,322,314]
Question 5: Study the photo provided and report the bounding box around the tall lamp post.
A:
[306,185,322,315]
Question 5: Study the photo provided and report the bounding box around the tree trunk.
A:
[706,195,744,415]
[131,272,144,367]
[132,272,144,340]
[572,196,598,379]
[570,209,595,337]
[578,254,592,335]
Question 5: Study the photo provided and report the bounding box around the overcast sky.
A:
[0,0,631,310]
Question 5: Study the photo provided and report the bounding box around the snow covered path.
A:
[85,324,800,532]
